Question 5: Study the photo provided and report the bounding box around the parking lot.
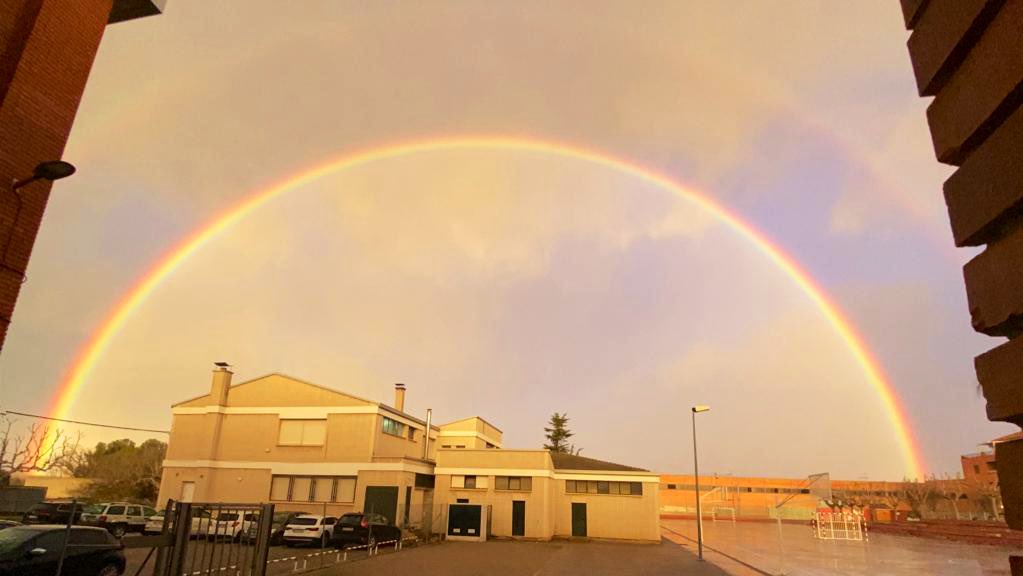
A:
[122,535,411,576]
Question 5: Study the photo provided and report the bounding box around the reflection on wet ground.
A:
[661,518,1021,575]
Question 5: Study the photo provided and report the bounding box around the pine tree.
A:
[544,412,575,453]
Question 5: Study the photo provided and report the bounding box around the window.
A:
[270,476,356,503]
[987,461,997,471]
[271,476,291,500]
[107,505,125,515]
[565,480,643,496]
[382,416,406,437]
[278,419,326,446]
[126,506,141,516]
[456,445,466,448]
[667,483,677,490]
[408,427,416,442]
[451,475,488,489]
[974,465,981,474]
[441,445,452,448]
[495,476,532,491]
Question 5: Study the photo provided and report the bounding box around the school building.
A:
[157,366,659,541]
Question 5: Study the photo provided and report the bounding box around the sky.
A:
[0,0,1014,481]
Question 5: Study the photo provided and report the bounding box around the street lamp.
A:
[692,405,710,561]
[3,161,76,274]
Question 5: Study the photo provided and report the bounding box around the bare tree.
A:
[935,476,970,520]
[0,412,80,485]
[902,477,936,518]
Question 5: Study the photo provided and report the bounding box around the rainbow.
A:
[44,136,927,479]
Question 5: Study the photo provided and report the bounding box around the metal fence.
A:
[118,500,422,576]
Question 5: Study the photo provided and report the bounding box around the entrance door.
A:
[403,486,412,526]
[180,481,195,503]
[512,500,525,536]
[364,486,399,526]
[571,503,587,537]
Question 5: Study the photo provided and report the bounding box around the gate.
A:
[811,510,867,541]
[129,501,275,576]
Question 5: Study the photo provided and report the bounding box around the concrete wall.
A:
[555,479,660,541]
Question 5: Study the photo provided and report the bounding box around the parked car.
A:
[246,511,300,545]
[21,501,85,526]
[143,507,213,536]
[0,525,125,576]
[80,503,158,538]
[331,513,401,549]
[282,515,336,547]
[206,512,259,541]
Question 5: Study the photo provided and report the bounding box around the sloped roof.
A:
[992,431,1023,444]
[550,452,648,472]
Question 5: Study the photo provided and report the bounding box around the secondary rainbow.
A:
[43,136,927,479]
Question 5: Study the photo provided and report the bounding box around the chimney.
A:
[423,408,432,459]
[211,362,233,406]
[394,383,406,412]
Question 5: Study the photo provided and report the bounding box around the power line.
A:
[1,410,170,434]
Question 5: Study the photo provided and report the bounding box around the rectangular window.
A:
[565,480,642,496]
[451,475,465,489]
[271,477,290,500]
[312,478,333,503]
[292,477,312,501]
[382,416,406,437]
[408,427,416,441]
[667,483,677,490]
[278,419,326,446]
[270,475,356,503]
[495,476,531,491]
[464,475,477,489]
[335,478,356,503]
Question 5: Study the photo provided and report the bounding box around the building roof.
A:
[549,452,648,472]
[992,431,1023,445]
[437,416,504,434]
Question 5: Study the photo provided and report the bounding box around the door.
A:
[512,501,525,537]
[403,486,412,526]
[571,503,587,537]
[364,486,399,526]
[126,505,144,530]
[180,481,195,503]
[421,489,434,535]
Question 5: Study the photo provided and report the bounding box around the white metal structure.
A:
[812,510,867,541]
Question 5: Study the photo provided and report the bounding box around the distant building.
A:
[961,432,1023,489]
[158,366,659,541]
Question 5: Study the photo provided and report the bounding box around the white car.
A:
[283,515,336,547]
[206,512,259,541]
[80,502,159,538]
[143,507,213,536]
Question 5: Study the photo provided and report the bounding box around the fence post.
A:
[250,503,274,576]
[167,502,193,576]
[55,499,77,576]
[152,499,175,575]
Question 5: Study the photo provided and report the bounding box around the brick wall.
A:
[0,0,113,348]
[899,0,1023,572]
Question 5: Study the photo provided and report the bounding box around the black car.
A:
[246,511,300,546]
[22,501,84,525]
[331,513,401,549]
[0,525,125,576]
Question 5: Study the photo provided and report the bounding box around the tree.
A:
[543,413,580,454]
[0,411,80,485]
[901,477,935,518]
[935,475,969,520]
[71,438,166,504]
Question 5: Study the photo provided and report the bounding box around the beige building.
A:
[158,366,658,541]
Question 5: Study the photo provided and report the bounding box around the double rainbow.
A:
[43,136,926,479]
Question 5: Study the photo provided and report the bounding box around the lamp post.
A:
[3,161,76,271]
[692,405,710,561]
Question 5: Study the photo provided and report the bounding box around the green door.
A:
[512,501,525,536]
[364,486,399,526]
[571,503,587,537]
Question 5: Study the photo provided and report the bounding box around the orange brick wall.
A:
[0,0,113,348]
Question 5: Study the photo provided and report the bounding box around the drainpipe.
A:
[423,409,432,460]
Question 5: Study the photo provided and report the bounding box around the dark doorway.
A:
[403,486,412,526]
[571,502,587,537]
[364,486,399,526]
[512,500,525,536]
[448,504,482,537]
